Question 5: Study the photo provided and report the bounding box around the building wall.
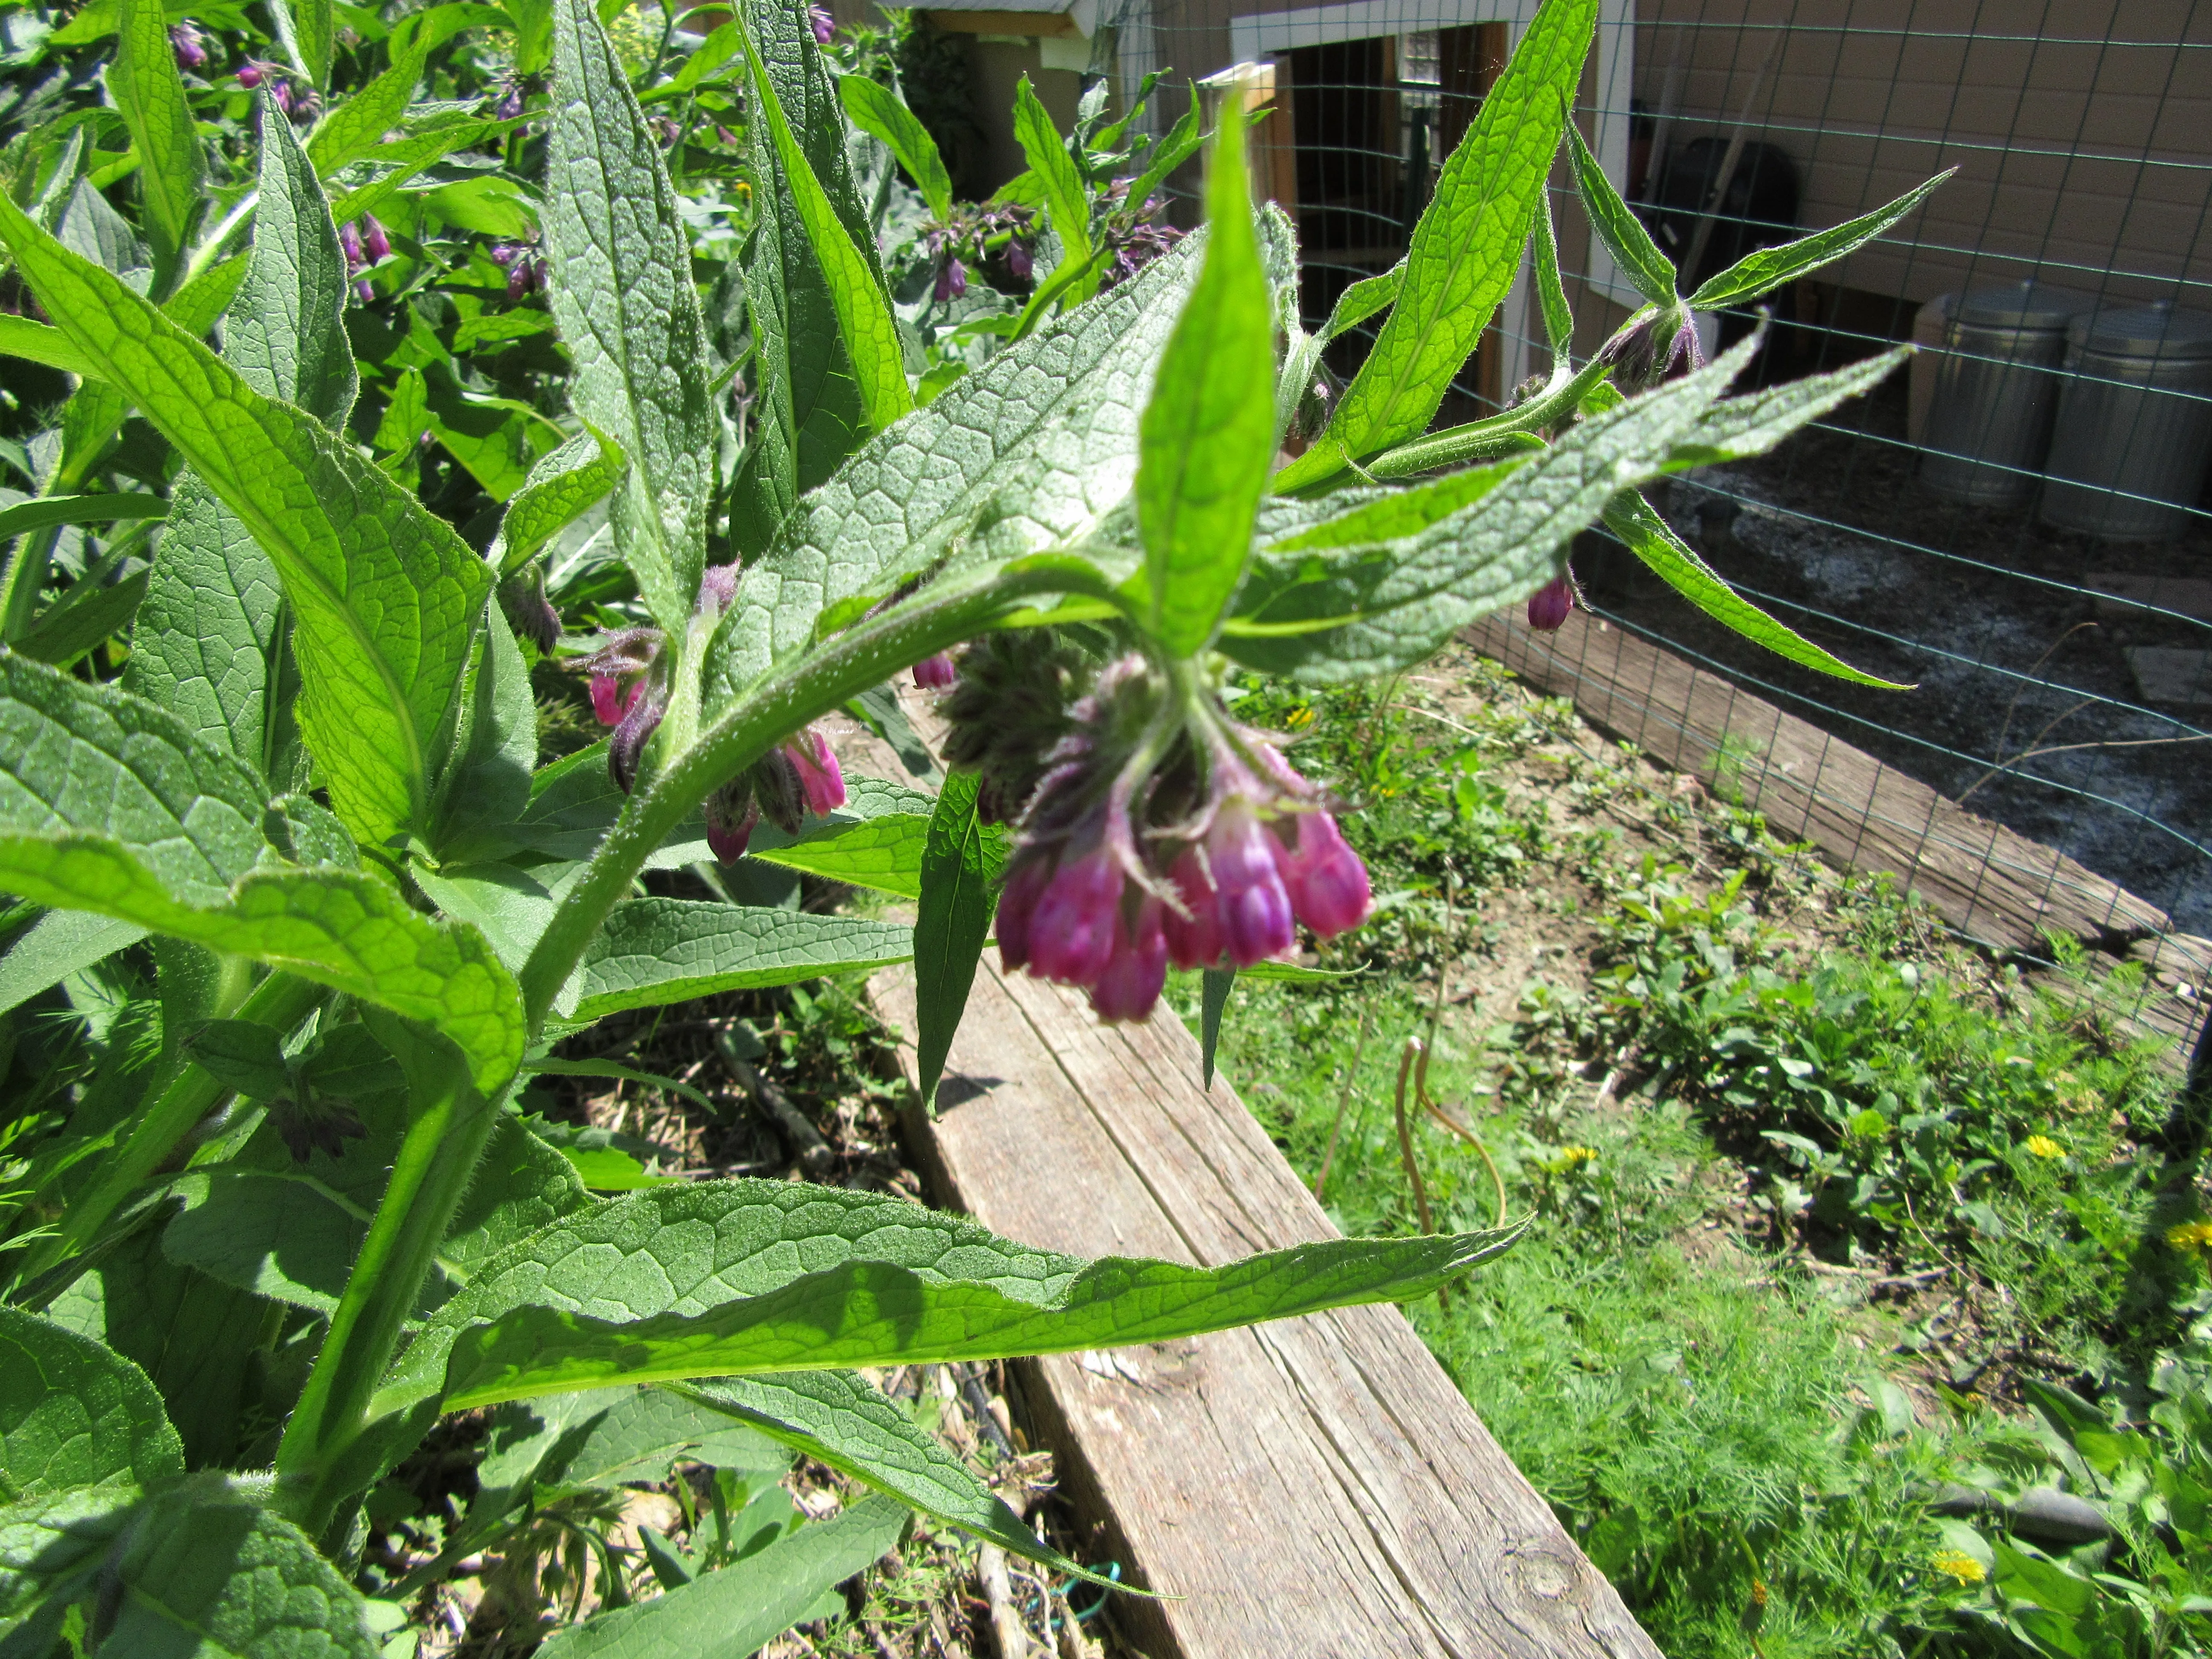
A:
[1633,0,2212,311]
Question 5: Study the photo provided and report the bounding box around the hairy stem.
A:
[13,969,324,1296]
[278,1023,495,1527]
[517,554,1118,1030]
[1361,354,1618,481]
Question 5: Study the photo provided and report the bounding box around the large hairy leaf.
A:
[1137,94,1274,656]
[109,0,204,283]
[229,105,360,425]
[1275,0,1597,489]
[495,426,626,575]
[0,1305,183,1501]
[0,910,150,1016]
[0,658,523,1091]
[545,0,714,630]
[707,227,1208,706]
[837,73,951,220]
[1225,343,1903,679]
[567,900,913,1021]
[1013,75,1092,290]
[0,193,490,847]
[372,1180,1521,1412]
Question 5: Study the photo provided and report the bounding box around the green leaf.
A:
[1564,121,1675,308]
[0,910,149,1017]
[705,229,1208,706]
[494,425,626,575]
[0,1484,142,1627]
[0,493,165,543]
[1323,263,1403,343]
[306,40,432,177]
[373,1180,1523,1413]
[1687,170,1953,312]
[568,901,913,1022]
[545,0,714,631]
[100,1477,378,1656]
[109,0,205,285]
[1225,337,1895,680]
[14,567,149,670]
[326,118,529,226]
[432,601,538,856]
[1601,490,1908,688]
[1137,99,1275,657]
[535,1493,906,1659]
[296,0,335,86]
[679,1371,1112,1584]
[162,1170,368,1315]
[0,316,94,378]
[0,655,524,1093]
[185,1017,293,1099]
[232,99,360,426]
[1199,965,1233,1089]
[913,771,998,1108]
[1269,458,1524,553]
[1531,188,1575,363]
[1275,0,1597,490]
[1115,99,1202,232]
[0,1305,183,1501]
[737,4,911,439]
[745,792,943,898]
[1014,75,1093,293]
[0,190,492,847]
[837,74,951,221]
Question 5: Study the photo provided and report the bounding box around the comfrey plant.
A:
[0,0,1942,1645]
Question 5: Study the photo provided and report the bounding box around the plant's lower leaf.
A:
[912,772,998,1107]
[535,1493,905,1659]
[1200,965,1234,1089]
[494,425,626,575]
[0,1304,182,1500]
[0,1484,140,1625]
[0,910,148,1018]
[679,1371,1112,1585]
[565,900,912,1021]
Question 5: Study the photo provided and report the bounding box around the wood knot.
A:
[1503,1541,1584,1603]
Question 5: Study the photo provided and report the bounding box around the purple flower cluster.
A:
[922,205,1038,303]
[169,21,207,71]
[490,239,548,301]
[238,60,316,121]
[337,213,388,303]
[948,643,1371,1024]
[574,567,847,861]
[1099,184,1185,292]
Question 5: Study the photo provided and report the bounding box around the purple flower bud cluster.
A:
[1599,301,1704,392]
[490,239,548,301]
[912,652,958,691]
[647,114,682,150]
[934,256,966,303]
[169,21,207,71]
[809,3,835,44]
[494,79,527,121]
[1100,186,1184,292]
[576,566,847,862]
[922,206,1039,300]
[963,645,1372,1024]
[939,630,1089,825]
[1527,572,1576,631]
[337,212,388,303]
[498,562,561,654]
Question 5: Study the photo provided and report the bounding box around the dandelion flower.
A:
[1285,706,1316,730]
[2167,1220,2212,1250]
[2023,1134,2064,1160]
[1930,1550,1986,1586]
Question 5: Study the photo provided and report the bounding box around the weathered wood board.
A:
[871,960,1661,1659]
[1461,606,2207,1056]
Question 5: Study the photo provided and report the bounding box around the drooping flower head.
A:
[1599,300,1705,391]
[912,652,958,691]
[1527,573,1575,631]
[169,22,207,70]
[809,3,835,43]
[968,644,1371,1025]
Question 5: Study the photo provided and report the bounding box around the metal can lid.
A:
[1955,280,2092,329]
[2066,302,2212,359]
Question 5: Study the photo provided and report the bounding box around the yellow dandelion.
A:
[1548,1146,1600,1173]
[1285,706,1316,730]
[2023,1134,2064,1160]
[2167,1220,2212,1250]
[1930,1550,1986,1586]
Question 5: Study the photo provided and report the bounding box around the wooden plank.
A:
[872,960,1662,1659]
[1461,606,2205,1056]
[1464,606,2171,950]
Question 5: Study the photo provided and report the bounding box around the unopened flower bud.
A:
[783,728,846,817]
[1162,849,1225,970]
[1090,897,1167,1023]
[751,747,808,835]
[1600,302,1703,392]
[361,212,391,262]
[236,59,266,88]
[355,278,374,304]
[169,22,207,70]
[498,563,561,655]
[935,257,967,303]
[338,221,364,270]
[995,857,1051,972]
[696,561,738,616]
[1209,803,1295,966]
[1006,239,1033,283]
[705,777,760,863]
[1275,812,1369,938]
[913,652,958,690]
[496,83,525,120]
[810,3,834,43]
[1527,573,1575,632]
[1027,847,1121,987]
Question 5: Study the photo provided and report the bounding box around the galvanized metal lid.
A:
[2067,302,2212,360]
[1956,281,2091,330]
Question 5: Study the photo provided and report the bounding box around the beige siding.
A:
[1634,0,2211,309]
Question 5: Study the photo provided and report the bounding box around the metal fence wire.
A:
[1081,0,2212,1059]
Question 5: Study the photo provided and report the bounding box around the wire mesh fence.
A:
[1082,0,2212,1063]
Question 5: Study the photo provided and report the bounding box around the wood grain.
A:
[872,960,1660,1659]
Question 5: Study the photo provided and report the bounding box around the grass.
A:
[1180,653,2212,1659]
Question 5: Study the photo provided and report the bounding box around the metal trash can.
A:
[1920,282,2088,506]
[2042,303,2212,541]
